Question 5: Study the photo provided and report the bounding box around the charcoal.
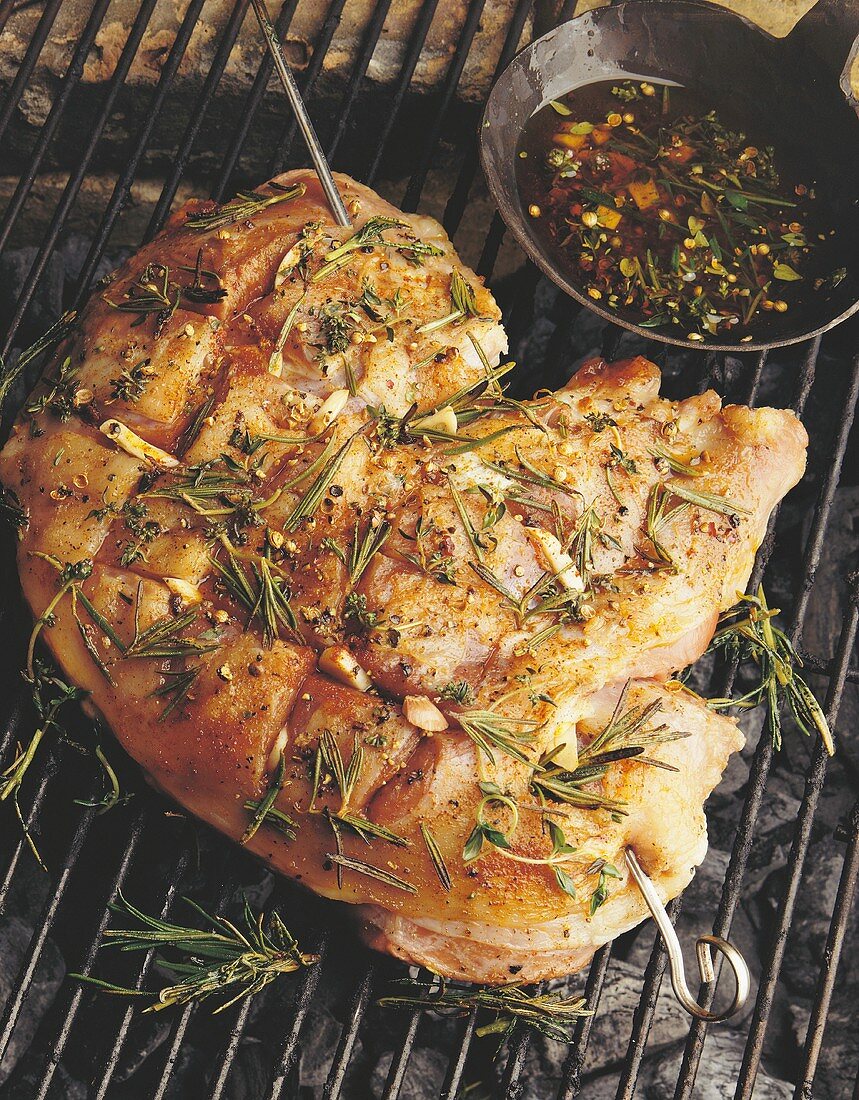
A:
[645,1030,792,1099]
[0,917,65,1086]
[369,1047,448,1100]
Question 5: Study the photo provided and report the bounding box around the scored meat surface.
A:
[0,171,807,982]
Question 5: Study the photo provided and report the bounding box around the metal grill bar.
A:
[324,0,392,162]
[442,0,533,238]
[32,811,148,1100]
[795,792,859,1099]
[612,901,682,1100]
[672,347,859,1099]
[0,0,161,359]
[364,0,440,186]
[0,801,97,1064]
[380,1004,423,1100]
[438,1008,478,1100]
[557,941,613,1099]
[263,935,329,1100]
[323,961,376,1099]
[0,0,112,255]
[92,847,193,1100]
[735,589,859,1098]
[268,0,347,175]
[0,0,63,145]
[400,0,487,213]
[72,0,210,304]
[212,0,300,202]
[144,0,251,241]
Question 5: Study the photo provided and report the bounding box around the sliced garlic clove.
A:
[412,406,458,435]
[403,695,449,732]
[99,419,179,468]
[318,645,372,691]
[524,526,584,592]
[164,577,203,604]
[309,389,349,434]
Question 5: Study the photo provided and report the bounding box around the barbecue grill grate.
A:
[0,2,858,1098]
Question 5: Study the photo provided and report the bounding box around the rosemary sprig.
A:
[242,751,289,844]
[482,451,575,499]
[348,517,391,585]
[649,447,704,478]
[378,979,589,1043]
[532,684,686,813]
[0,310,76,414]
[184,182,306,232]
[282,436,353,531]
[210,543,299,647]
[75,892,317,1013]
[152,667,203,720]
[327,810,408,848]
[456,709,540,766]
[706,586,834,755]
[415,268,484,334]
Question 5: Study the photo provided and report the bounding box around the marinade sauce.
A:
[516,80,845,343]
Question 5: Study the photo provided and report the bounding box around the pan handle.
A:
[787,0,859,108]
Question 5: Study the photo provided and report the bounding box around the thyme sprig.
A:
[184,182,306,232]
[378,979,589,1043]
[706,586,834,755]
[75,892,317,1013]
[0,662,87,862]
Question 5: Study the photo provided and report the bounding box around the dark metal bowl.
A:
[480,0,859,352]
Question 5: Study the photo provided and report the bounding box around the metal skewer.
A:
[625,848,750,1022]
[249,0,353,228]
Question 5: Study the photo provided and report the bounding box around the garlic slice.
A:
[99,419,179,468]
[412,406,458,435]
[164,577,203,604]
[550,729,579,772]
[403,695,449,732]
[309,389,349,434]
[318,645,372,691]
[525,526,584,592]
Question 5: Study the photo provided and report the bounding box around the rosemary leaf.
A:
[326,853,417,894]
[420,822,451,892]
[283,437,353,531]
[242,752,287,844]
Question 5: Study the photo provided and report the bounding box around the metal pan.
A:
[480,0,859,351]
